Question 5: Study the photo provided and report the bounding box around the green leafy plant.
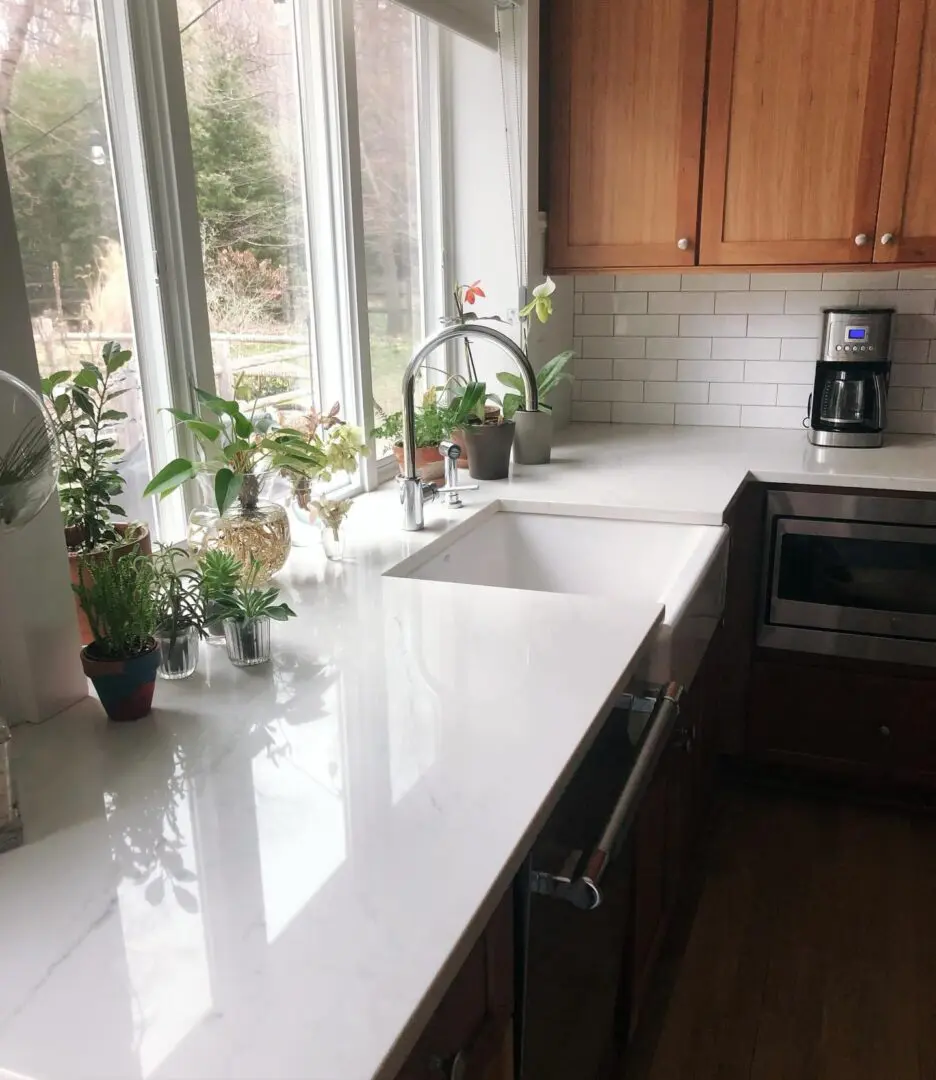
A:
[373,389,458,448]
[278,401,368,487]
[498,351,575,420]
[198,549,243,605]
[152,547,207,647]
[42,341,135,553]
[213,559,297,624]
[72,551,160,659]
[143,386,328,516]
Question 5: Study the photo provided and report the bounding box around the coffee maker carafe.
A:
[808,308,894,447]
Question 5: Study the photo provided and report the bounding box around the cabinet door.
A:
[875,0,936,263]
[701,0,900,266]
[545,0,709,272]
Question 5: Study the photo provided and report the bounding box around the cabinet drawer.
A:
[748,658,936,778]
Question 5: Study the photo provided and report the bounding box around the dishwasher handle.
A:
[530,682,684,911]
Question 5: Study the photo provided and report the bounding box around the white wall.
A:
[571,270,936,431]
[0,137,86,726]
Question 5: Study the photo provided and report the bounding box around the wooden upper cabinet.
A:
[545,0,709,272]
[700,0,901,266]
[875,0,936,262]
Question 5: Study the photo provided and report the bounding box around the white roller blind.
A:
[391,0,498,51]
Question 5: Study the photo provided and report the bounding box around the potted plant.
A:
[198,549,243,645]
[144,386,327,582]
[152,547,207,680]
[72,551,161,722]
[313,497,352,560]
[42,341,152,644]
[498,277,575,465]
[373,389,457,481]
[213,560,297,667]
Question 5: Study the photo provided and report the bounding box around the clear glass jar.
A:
[223,616,272,666]
[321,523,345,561]
[204,601,227,646]
[156,625,200,680]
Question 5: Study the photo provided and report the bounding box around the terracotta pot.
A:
[80,640,160,722]
[392,443,446,482]
[461,421,516,481]
[68,522,153,646]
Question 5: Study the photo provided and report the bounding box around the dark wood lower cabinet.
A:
[394,890,513,1080]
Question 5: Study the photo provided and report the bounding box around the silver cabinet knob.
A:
[677,237,691,251]
[880,725,891,737]
[854,233,869,246]
[881,232,896,245]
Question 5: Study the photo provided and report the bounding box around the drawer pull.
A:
[879,725,891,738]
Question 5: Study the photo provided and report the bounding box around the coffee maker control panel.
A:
[821,308,893,361]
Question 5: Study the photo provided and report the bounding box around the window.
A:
[0,0,157,534]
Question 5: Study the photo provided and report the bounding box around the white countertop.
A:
[5,423,936,1080]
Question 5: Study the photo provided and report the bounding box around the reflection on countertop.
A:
[5,422,936,1080]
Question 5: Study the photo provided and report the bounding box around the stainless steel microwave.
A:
[758,489,936,666]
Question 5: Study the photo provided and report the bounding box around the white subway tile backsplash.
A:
[784,290,858,315]
[748,314,821,338]
[581,337,647,359]
[648,291,715,314]
[680,314,747,337]
[823,271,899,290]
[715,292,785,314]
[574,314,614,337]
[571,401,611,422]
[572,269,936,430]
[613,359,678,381]
[751,273,822,291]
[644,382,710,404]
[578,380,644,402]
[574,358,613,380]
[709,382,778,405]
[682,273,750,291]
[646,337,713,360]
[616,273,682,292]
[583,292,649,314]
[712,337,781,360]
[744,361,816,384]
[612,402,675,424]
[776,384,811,408]
[676,403,741,426]
[678,359,745,382]
[614,314,680,336]
[740,405,806,429]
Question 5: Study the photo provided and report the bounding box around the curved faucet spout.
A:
[401,322,539,482]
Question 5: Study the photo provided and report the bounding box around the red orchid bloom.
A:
[463,280,485,305]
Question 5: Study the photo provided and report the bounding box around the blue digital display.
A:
[847,327,868,340]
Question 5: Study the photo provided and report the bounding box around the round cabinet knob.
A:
[880,725,891,738]
[881,233,896,245]
[854,233,869,246]
[677,237,692,251]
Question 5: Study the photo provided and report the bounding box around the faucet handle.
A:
[439,440,462,460]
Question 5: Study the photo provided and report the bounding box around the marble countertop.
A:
[5,423,936,1080]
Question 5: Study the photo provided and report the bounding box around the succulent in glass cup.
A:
[213,560,297,667]
[198,549,243,645]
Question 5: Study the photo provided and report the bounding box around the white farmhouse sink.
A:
[386,502,729,686]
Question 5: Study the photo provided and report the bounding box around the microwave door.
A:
[768,517,936,641]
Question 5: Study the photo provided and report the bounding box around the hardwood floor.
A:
[622,787,936,1080]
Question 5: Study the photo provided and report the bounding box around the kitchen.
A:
[3,0,936,1078]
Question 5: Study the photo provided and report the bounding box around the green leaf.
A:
[223,439,252,462]
[106,503,127,517]
[502,392,523,420]
[144,457,197,499]
[189,420,224,442]
[232,410,253,439]
[102,342,132,374]
[215,468,244,516]
[73,367,99,389]
[497,371,525,394]
[41,371,71,395]
[100,409,127,422]
[71,388,94,416]
[267,602,297,622]
[54,395,70,417]
[536,350,575,398]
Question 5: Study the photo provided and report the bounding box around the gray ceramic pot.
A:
[462,421,516,480]
[513,409,553,465]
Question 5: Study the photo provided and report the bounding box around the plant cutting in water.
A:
[313,497,352,542]
[153,546,207,647]
[212,559,297,624]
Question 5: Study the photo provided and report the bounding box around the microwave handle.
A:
[530,683,684,911]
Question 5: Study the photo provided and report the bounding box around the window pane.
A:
[178,0,316,434]
[352,0,424,444]
[0,0,155,536]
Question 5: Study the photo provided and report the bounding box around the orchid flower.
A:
[519,276,556,324]
[462,280,485,305]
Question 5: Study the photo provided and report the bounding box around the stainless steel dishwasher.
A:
[514,683,684,1079]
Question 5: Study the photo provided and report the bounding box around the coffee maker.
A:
[807,308,894,447]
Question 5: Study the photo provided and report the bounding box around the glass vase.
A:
[321,523,345,561]
[204,601,227,646]
[223,616,272,666]
[156,625,200,680]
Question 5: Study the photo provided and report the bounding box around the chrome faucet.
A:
[400,323,539,531]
